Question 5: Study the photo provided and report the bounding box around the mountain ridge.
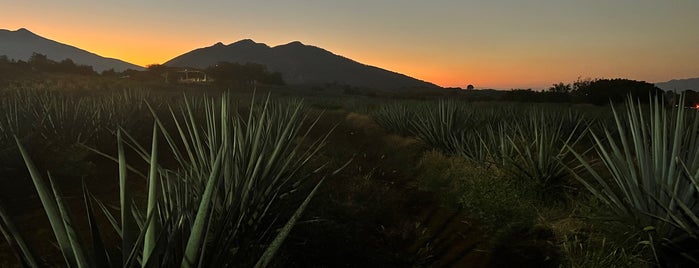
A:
[165,39,439,89]
[655,77,699,92]
[0,28,143,72]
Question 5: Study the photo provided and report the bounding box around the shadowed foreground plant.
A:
[0,93,345,267]
[568,95,699,266]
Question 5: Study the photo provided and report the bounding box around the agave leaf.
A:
[142,124,161,266]
[118,130,138,265]
[47,172,90,268]
[181,145,226,268]
[80,143,147,180]
[253,175,326,268]
[82,180,111,268]
[123,207,159,268]
[0,200,40,267]
[14,136,78,267]
[95,198,122,237]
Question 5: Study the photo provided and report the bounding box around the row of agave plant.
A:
[0,88,156,153]
[372,97,699,265]
[0,91,343,267]
[372,101,588,197]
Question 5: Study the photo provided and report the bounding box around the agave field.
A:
[0,84,698,267]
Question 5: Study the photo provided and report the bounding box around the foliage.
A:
[27,53,97,75]
[206,62,285,86]
[373,101,587,199]
[0,93,340,267]
[560,233,652,268]
[571,78,664,105]
[370,102,415,136]
[568,95,699,265]
[549,82,572,93]
[409,100,472,153]
[415,151,537,232]
[501,110,587,198]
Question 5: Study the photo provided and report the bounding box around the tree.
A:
[146,64,167,74]
[548,82,571,93]
[206,62,285,86]
[572,78,663,105]
[28,52,53,70]
[466,84,474,91]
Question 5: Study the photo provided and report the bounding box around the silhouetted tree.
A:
[146,64,167,74]
[572,78,663,105]
[206,62,285,86]
[548,82,571,93]
[466,84,474,91]
[23,53,96,75]
[28,52,53,70]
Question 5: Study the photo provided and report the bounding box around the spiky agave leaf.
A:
[568,95,699,263]
[0,200,40,267]
[14,136,89,267]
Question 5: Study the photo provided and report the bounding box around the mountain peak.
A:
[286,41,305,46]
[7,28,36,36]
[232,39,258,45]
[164,38,438,89]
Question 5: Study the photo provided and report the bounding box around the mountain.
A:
[655,77,699,92]
[165,39,438,89]
[0,28,143,72]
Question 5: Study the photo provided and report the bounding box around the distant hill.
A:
[655,77,699,92]
[0,28,143,72]
[165,39,438,89]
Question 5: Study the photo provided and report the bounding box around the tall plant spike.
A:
[0,201,40,267]
[142,123,160,266]
[14,136,79,267]
[118,129,137,264]
[181,145,226,268]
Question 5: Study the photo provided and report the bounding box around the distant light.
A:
[695,104,699,109]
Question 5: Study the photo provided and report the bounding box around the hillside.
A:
[655,77,699,92]
[0,28,143,72]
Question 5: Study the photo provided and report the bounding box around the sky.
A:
[2,0,699,89]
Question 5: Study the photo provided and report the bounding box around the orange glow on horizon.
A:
[2,19,578,89]
[0,24,667,89]
[5,19,698,90]
[3,1,699,90]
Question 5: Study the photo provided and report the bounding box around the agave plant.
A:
[370,102,416,136]
[505,110,587,196]
[0,93,344,267]
[410,100,472,154]
[568,95,699,264]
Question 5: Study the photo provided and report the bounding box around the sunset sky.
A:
[2,0,698,89]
